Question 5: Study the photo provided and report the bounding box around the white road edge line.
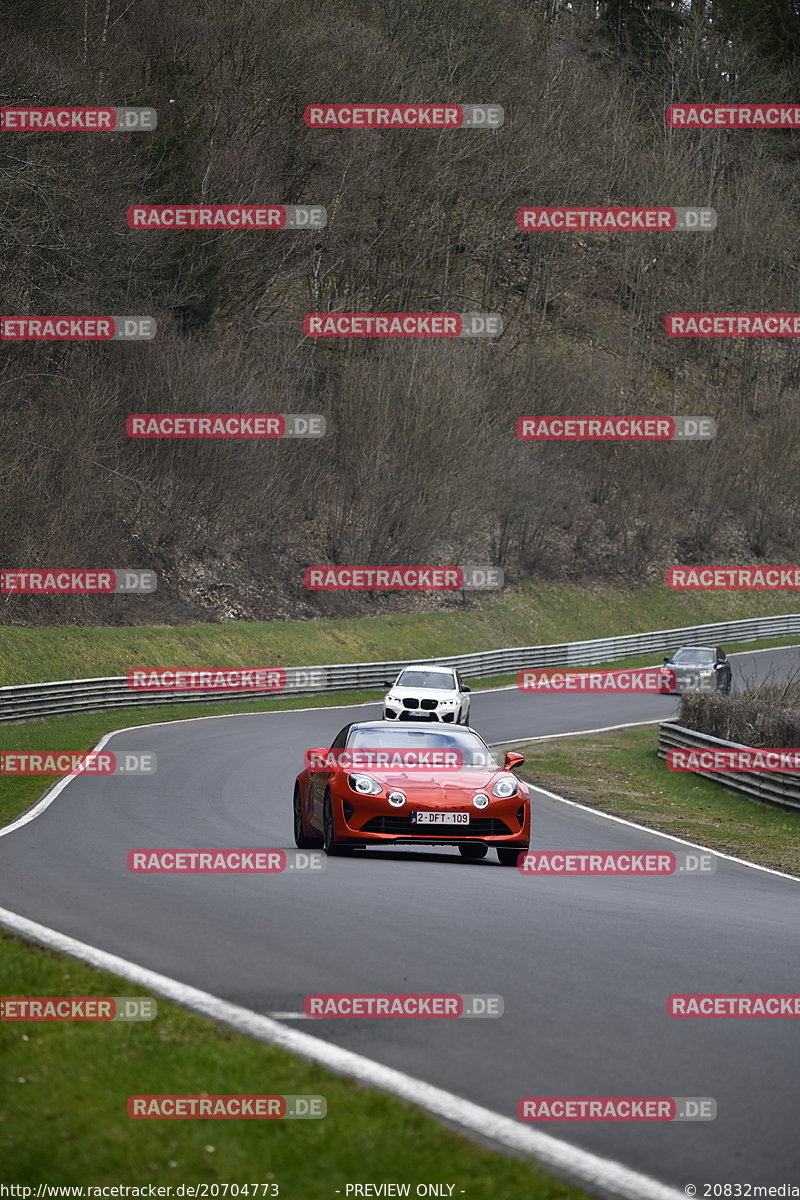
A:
[488,731,800,887]
[490,718,663,745]
[0,903,684,1200]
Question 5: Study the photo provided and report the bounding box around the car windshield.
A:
[346,725,499,769]
[395,669,457,690]
[672,648,715,664]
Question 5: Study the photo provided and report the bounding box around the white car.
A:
[383,665,471,725]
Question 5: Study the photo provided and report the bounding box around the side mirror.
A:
[307,747,332,770]
[504,751,525,771]
[663,655,670,664]
[463,685,471,693]
[384,680,395,688]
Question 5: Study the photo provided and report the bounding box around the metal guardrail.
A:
[1,612,798,725]
[658,722,800,813]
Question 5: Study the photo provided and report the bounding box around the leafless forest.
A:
[1,0,799,624]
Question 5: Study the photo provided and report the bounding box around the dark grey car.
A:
[660,646,732,695]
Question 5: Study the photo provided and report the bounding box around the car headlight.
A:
[388,790,406,807]
[348,774,383,796]
[439,699,457,706]
[472,792,490,809]
[492,777,517,798]
[386,695,402,704]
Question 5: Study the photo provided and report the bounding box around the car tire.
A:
[497,845,528,867]
[724,673,732,694]
[458,844,488,859]
[323,790,353,856]
[293,784,322,849]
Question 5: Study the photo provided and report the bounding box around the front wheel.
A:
[497,845,528,867]
[293,784,322,849]
[323,791,353,856]
[458,843,488,859]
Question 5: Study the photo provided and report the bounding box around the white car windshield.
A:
[347,725,498,769]
[395,669,457,690]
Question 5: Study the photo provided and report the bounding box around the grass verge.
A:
[516,726,800,876]
[0,929,588,1197]
[1,581,798,686]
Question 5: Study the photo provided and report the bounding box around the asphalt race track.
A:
[1,646,799,1192]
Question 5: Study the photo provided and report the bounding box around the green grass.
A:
[516,727,800,876]
[0,930,588,1197]
[1,580,798,686]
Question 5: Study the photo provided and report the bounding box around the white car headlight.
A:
[388,790,406,807]
[348,774,383,796]
[439,699,457,706]
[472,793,490,809]
[492,777,517,798]
[387,695,402,703]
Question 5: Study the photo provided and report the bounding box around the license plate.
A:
[412,812,470,824]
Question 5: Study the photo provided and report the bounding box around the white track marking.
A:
[528,782,800,886]
[490,718,664,746]
[0,730,119,837]
[0,904,685,1200]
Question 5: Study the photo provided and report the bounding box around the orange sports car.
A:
[292,720,531,865]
